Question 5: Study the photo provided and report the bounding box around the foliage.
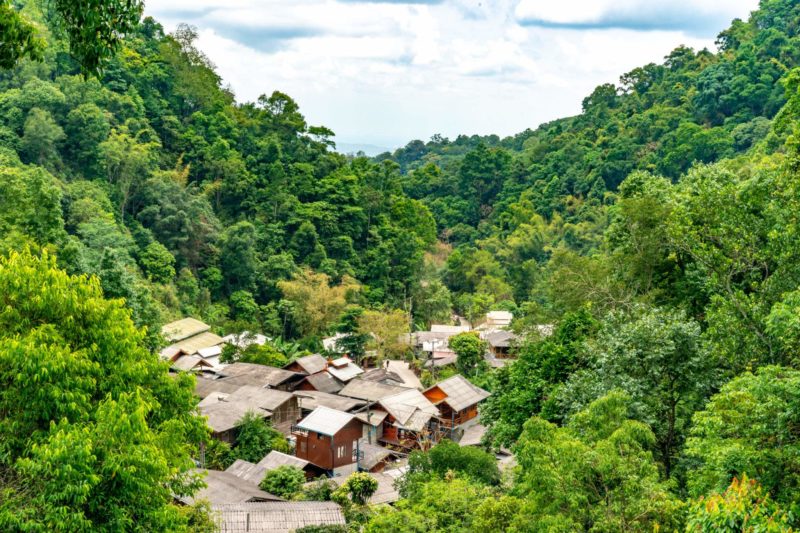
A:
[510,392,682,531]
[401,439,500,496]
[279,269,360,338]
[686,475,793,533]
[358,308,411,361]
[0,250,206,530]
[259,465,305,499]
[231,412,288,463]
[448,332,486,377]
[336,472,378,505]
[685,366,800,513]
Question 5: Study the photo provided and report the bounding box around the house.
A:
[376,388,441,450]
[284,354,328,376]
[423,352,457,369]
[213,502,346,533]
[214,362,305,391]
[292,406,365,476]
[225,451,323,483]
[356,440,396,472]
[338,379,409,403]
[479,310,513,331]
[293,390,366,414]
[484,330,519,358]
[161,318,225,366]
[178,469,283,506]
[295,372,345,394]
[354,409,389,443]
[171,354,214,373]
[360,367,405,387]
[199,385,300,440]
[325,356,364,382]
[424,375,490,430]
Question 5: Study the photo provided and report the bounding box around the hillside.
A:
[2,0,800,530]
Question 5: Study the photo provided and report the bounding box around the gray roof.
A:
[225,459,267,485]
[181,470,282,506]
[426,375,490,412]
[225,452,310,486]
[302,372,344,394]
[357,440,394,470]
[293,390,365,412]
[354,410,388,427]
[484,330,518,348]
[361,368,404,386]
[258,450,310,471]
[214,502,346,532]
[286,354,328,375]
[162,317,211,342]
[198,386,296,433]
[338,379,410,402]
[218,363,303,388]
[195,376,242,399]
[172,354,213,372]
[326,357,364,382]
[297,406,357,436]
[423,353,457,368]
[379,389,439,432]
[162,331,224,357]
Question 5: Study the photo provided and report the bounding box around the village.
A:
[161,311,526,531]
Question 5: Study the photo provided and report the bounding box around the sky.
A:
[145,0,760,152]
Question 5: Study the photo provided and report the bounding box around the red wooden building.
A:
[293,406,364,476]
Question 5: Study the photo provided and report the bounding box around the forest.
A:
[2,0,800,530]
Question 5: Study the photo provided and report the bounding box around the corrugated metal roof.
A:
[162,317,211,342]
[302,372,344,394]
[293,390,364,412]
[162,331,224,357]
[225,459,267,485]
[219,363,302,388]
[354,410,388,427]
[484,330,518,348]
[197,345,223,358]
[296,406,356,436]
[326,358,364,382]
[180,470,282,506]
[379,389,439,431]
[257,451,309,471]
[195,376,242,399]
[288,354,328,375]
[426,375,490,412]
[172,354,212,372]
[338,379,409,402]
[214,502,345,533]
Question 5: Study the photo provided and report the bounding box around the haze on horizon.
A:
[145,0,759,152]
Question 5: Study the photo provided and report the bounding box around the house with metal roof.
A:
[423,375,490,430]
[293,389,366,414]
[213,501,346,533]
[178,469,283,506]
[215,363,305,391]
[225,451,322,484]
[326,356,364,382]
[161,317,225,362]
[374,388,441,450]
[199,385,300,440]
[292,406,365,476]
[483,330,520,358]
[284,353,328,375]
[295,371,344,394]
[338,379,409,403]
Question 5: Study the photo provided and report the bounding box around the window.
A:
[300,441,306,453]
[336,445,346,458]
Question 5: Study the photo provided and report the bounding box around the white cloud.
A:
[145,0,759,148]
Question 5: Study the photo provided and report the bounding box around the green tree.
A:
[511,392,681,531]
[685,366,800,510]
[20,107,64,170]
[0,250,206,530]
[139,241,176,283]
[686,475,794,532]
[401,439,500,496]
[232,411,288,463]
[337,472,378,505]
[448,332,486,377]
[259,465,305,499]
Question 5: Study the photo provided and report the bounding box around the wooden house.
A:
[199,385,300,441]
[292,406,365,476]
[423,375,490,430]
[484,330,519,358]
[375,388,440,450]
